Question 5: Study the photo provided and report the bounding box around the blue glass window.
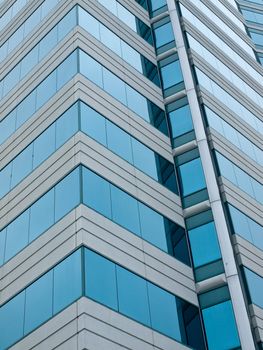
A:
[0,229,6,266]
[85,249,118,310]
[111,186,141,235]
[36,71,57,110]
[0,291,25,350]
[53,249,82,313]
[160,60,183,90]
[11,144,33,188]
[0,163,12,198]
[116,266,151,326]
[169,103,193,139]
[57,49,78,90]
[188,221,221,268]
[33,124,56,168]
[80,103,107,147]
[0,110,16,145]
[29,189,55,242]
[24,271,53,334]
[202,301,240,350]
[0,246,205,348]
[5,209,30,262]
[178,158,206,196]
[106,120,133,164]
[138,202,167,251]
[132,138,158,180]
[54,168,80,221]
[82,168,112,219]
[243,267,263,308]
[79,50,103,87]
[55,101,79,148]
[154,21,174,50]
[148,282,181,341]
[16,91,36,129]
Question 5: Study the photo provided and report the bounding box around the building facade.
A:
[0,0,262,349]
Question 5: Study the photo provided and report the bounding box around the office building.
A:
[0,0,262,349]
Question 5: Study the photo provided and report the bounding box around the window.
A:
[160,55,184,96]
[54,168,80,221]
[5,210,30,262]
[111,186,141,235]
[148,282,181,340]
[168,97,194,146]
[243,267,263,308]
[188,221,221,268]
[24,271,53,334]
[0,247,205,348]
[53,249,82,313]
[178,157,206,196]
[117,266,151,326]
[85,249,118,310]
[0,291,25,350]
[29,190,55,242]
[154,19,175,53]
[82,168,112,219]
[202,300,240,350]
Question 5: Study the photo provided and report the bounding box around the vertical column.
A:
[166,0,255,349]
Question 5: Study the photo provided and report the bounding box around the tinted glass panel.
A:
[106,120,133,164]
[117,266,151,326]
[202,301,240,350]
[55,168,80,221]
[138,202,167,251]
[178,158,206,196]
[148,282,181,340]
[0,291,25,350]
[243,267,263,308]
[82,168,112,219]
[111,186,141,235]
[33,124,56,168]
[85,249,118,310]
[29,189,55,242]
[24,271,53,334]
[53,250,82,313]
[80,103,107,147]
[188,222,221,268]
[5,210,30,262]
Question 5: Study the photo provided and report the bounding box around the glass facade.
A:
[0,165,189,266]
[1,0,262,348]
[0,247,205,350]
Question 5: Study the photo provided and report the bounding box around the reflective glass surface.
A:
[202,300,240,350]
[0,50,78,145]
[97,0,153,44]
[228,204,263,251]
[178,158,206,197]
[180,5,262,82]
[0,168,80,265]
[215,152,263,205]
[206,107,263,166]
[1,7,77,100]
[1,48,166,148]
[196,68,263,135]
[79,50,166,133]
[154,20,175,53]
[0,100,176,200]
[0,166,187,266]
[188,221,221,268]
[187,34,263,109]
[0,0,31,32]
[168,98,194,145]
[0,247,205,349]
[243,267,263,308]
